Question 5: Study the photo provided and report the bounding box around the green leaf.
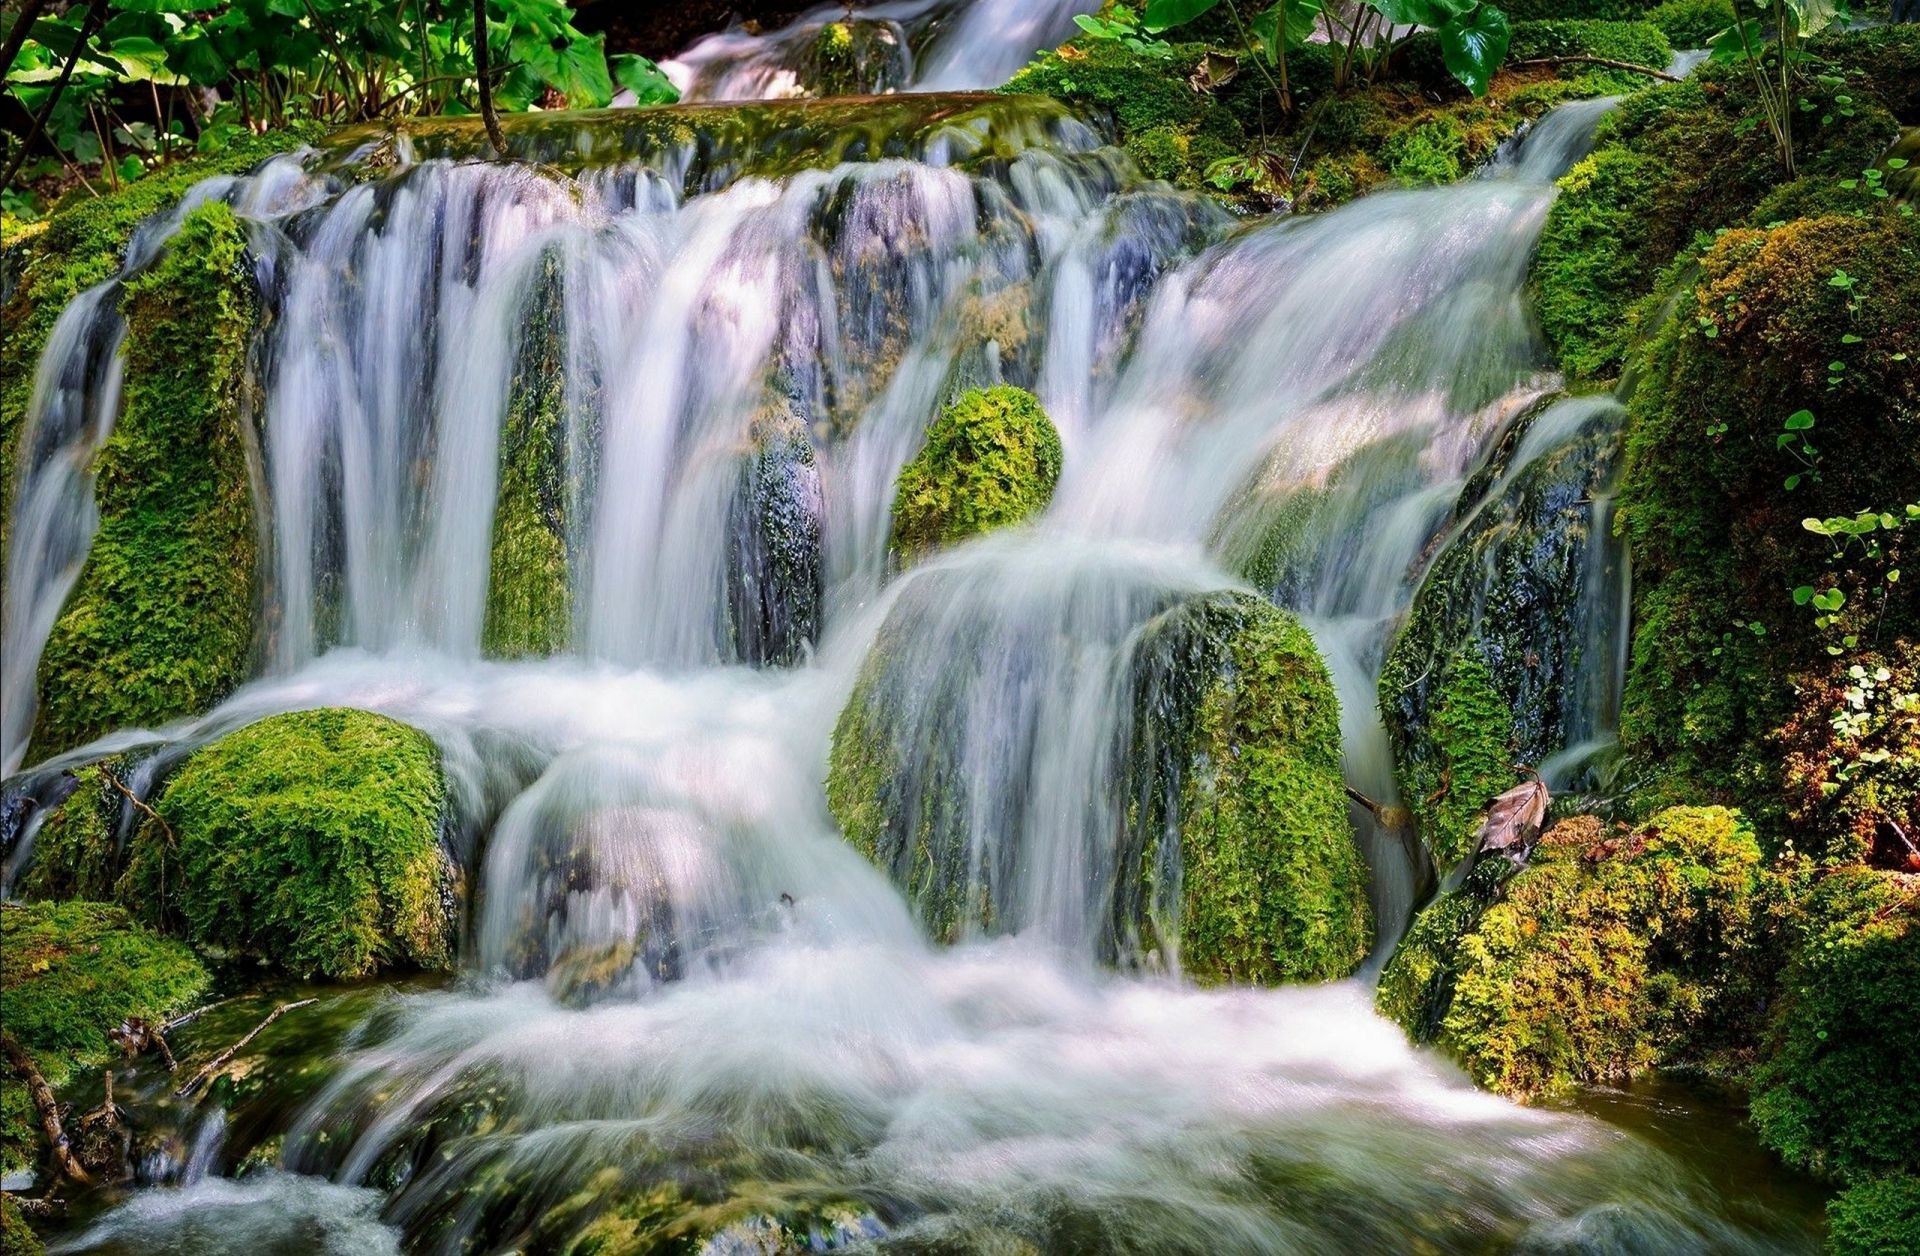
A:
[1143,0,1224,33]
[1368,0,1475,23]
[1793,585,1816,605]
[1437,4,1509,98]
[1784,409,1815,430]
[1709,18,1764,63]
[611,53,679,106]
[1250,0,1322,59]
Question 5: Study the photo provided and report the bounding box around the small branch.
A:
[1512,56,1680,82]
[162,996,238,1034]
[0,0,110,191]
[175,999,316,1099]
[0,1030,91,1185]
[1344,785,1387,819]
[472,0,508,157]
[98,764,173,849]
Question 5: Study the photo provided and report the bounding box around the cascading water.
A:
[663,0,1103,101]
[3,61,1820,1256]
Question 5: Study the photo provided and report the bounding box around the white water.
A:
[8,73,1806,1255]
[663,0,1102,101]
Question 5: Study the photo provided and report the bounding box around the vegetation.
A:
[1,900,209,1176]
[890,385,1063,564]
[1,0,676,216]
[1383,645,1516,870]
[1827,1176,1920,1256]
[32,202,258,758]
[128,708,455,980]
[1378,808,1769,1096]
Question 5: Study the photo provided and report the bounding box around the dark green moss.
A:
[1383,645,1517,871]
[1827,1176,1920,1256]
[14,758,132,902]
[0,1194,42,1255]
[485,250,574,659]
[1531,146,1663,380]
[1126,592,1371,985]
[890,385,1062,563]
[0,900,209,1176]
[1499,0,1662,17]
[1750,870,1918,1181]
[1508,20,1673,86]
[1645,0,1736,49]
[32,203,258,759]
[1378,807,1768,1096]
[129,708,455,980]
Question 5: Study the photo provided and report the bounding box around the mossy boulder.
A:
[1827,1176,1920,1256]
[9,757,134,902]
[1750,869,1919,1181]
[726,394,824,666]
[1124,591,1371,984]
[1377,807,1768,1096]
[889,385,1062,563]
[0,900,209,1177]
[827,584,1369,984]
[129,708,456,980]
[30,203,259,760]
[1615,213,1920,836]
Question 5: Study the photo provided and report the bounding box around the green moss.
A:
[1646,0,1736,49]
[0,900,209,1175]
[485,250,574,658]
[1508,20,1673,85]
[1531,147,1664,380]
[1616,214,1920,833]
[1827,1176,1920,1256]
[31,203,258,759]
[129,708,455,980]
[1381,115,1470,185]
[1750,870,1918,1180]
[14,759,131,902]
[1378,807,1768,1096]
[1,128,318,543]
[890,385,1062,563]
[0,1194,42,1256]
[1383,645,1516,871]
[1499,0,1662,16]
[1129,592,1372,985]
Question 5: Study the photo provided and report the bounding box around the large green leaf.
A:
[1438,3,1509,97]
[611,53,679,106]
[1250,0,1323,59]
[1709,17,1765,62]
[1367,0,1475,26]
[1143,0,1224,34]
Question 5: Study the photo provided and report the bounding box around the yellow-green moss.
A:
[1827,1176,1920,1256]
[1378,807,1768,1096]
[1382,644,1517,871]
[0,1194,41,1255]
[485,251,573,659]
[31,203,258,759]
[129,708,454,980]
[1750,870,1918,1181]
[890,385,1062,563]
[1137,592,1372,984]
[0,900,209,1176]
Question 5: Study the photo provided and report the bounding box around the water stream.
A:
[2,44,1822,1256]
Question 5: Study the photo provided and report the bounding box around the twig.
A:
[0,1030,90,1185]
[1345,785,1387,819]
[472,0,508,157]
[175,999,316,1099]
[162,995,238,1034]
[1512,56,1680,83]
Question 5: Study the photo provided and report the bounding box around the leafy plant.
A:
[1707,0,1852,175]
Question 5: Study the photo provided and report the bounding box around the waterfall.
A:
[5,77,1803,1254]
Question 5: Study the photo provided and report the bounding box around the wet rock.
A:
[889,385,1062,564]
[725,395,824,667]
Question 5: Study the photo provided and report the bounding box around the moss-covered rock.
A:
[128,708,455,980]
[0,900,209,1177]
[1827,1176,1920,1256]
[1123,591,1371,984]
[485,250,576,659]
[889,385,1062,563]
[726,394,824,666]
[1530,41,1904,382]
[1615,213,1920,837]
[1377,807,1768,1096]
[30,203,259,759]
[1750,870,1918,1180]
[1381,645,1517,872]
[11,758,134,902]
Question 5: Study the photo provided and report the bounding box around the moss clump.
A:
[1827,1176,1920,1256]
[485,250,574,659]
[31,203,259,759]
[1378,807,1768,1096]
[1749,870,1919,1180]
[1530,48,1902,381]
[0,127,317,540]
[1382,645,1516,871]
[14,759,131,902]
[1646,0,1737,48]
[889,385,1062,563]
[130,708,455,980]
[0,900,209,1176]
[1381,115,1472,185]
[1126,592,1371,985]
[0,1194,42,1255]
[1615,214,1920,833]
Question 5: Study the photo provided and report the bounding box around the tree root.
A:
[0,1030,90,1186]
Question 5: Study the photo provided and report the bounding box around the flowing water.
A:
[2,47,1823,1256]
